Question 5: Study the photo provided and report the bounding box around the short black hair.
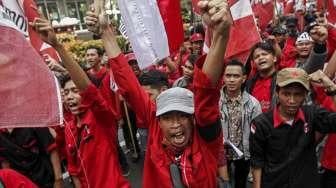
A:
[59,73,101,88]
[86,46,104,57]
[139,70,168,89]
[59,74,71,88]
[225,59,247,75]
[250,41,276,58]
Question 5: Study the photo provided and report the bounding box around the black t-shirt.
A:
[0,128,55,187]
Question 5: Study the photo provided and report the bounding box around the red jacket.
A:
[109,54,224,188]
[64,84,130,188]
[0,169,37,188]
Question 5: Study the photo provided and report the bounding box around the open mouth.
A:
[171,131,186,145]
[67,101,79,112]
[258,60,267,66]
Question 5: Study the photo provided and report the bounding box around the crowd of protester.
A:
[1,1,336,188]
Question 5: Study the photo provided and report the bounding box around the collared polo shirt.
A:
[250,105,336,188]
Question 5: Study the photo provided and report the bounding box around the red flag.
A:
[317,0,336,24]
[284,0,295,14]
[0,1,62,128]
[157,0,184,54]
[252,0,274,31]
[204,0,261,63]
[23,0,59,60]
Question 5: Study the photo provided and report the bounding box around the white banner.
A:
[117,0,169,68]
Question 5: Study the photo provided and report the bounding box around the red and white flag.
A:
[203,0,261,63]
[117,0,184,68]
[0,1,63,128]
[252,0,274,31]
[317,0,336,24]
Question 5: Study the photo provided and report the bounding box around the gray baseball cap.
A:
[156,87,194,117]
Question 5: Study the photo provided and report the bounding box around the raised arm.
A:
[303,25,328,74]
[30,18,90,91]
[85,10,154,126]
[198,0,231,85]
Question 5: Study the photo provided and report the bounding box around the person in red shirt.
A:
[173,54,198,91]
[246,41,277,112]
[0,169,38,188]
[85,46,108,81]
[190,33,204,56]
[32,18,130,188]
[85,0,232,186]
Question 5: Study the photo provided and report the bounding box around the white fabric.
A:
[296,32,313,44]
[117,0,170,69]
[0,0,28,36]
[231,0,253,20]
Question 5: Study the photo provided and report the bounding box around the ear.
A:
[273,56,277,63]
[242,75,247,83]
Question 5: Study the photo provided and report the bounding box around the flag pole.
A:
[122,101,138,157]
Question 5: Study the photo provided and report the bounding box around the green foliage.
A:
[57,33,128,64]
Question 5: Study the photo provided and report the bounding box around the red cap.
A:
[190,33,204,42]
[125,53,136,63]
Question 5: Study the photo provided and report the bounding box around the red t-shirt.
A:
[64,84,130,188]
[251,76,272,112]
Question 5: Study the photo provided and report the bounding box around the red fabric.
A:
[317,0,336,24]
[279,37,297,70]
[321,133,336,171]
[327,27,336,60]
[252,0,274,31]
[23,0,59,60]
[100,74,123,120]
[203,0,261,63]
[251,76,272,112]
[157,0,184,54]
[0,26,62,128]
[284,0,295,15]
[88,67,108,81]
[191,0,201,15]
[312,86,336,171]
[0,169,38,188]
[108,54,223,187]
[64,84,130,188]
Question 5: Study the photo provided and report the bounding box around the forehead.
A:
[86,48,98,55]
[224,65,243,74]
[142,85,159,93]
[253,48,271,56]
[64,80,76,90]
